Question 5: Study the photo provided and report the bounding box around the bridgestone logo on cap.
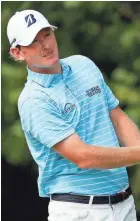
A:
[25,14,36,28]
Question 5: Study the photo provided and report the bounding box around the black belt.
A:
[51,186,132,205]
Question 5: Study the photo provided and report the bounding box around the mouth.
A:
[42,51,54,58]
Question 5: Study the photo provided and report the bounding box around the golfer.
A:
[7,10,140,221]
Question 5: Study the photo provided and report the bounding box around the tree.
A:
[2,1,140,215]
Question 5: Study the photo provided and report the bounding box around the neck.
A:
[28,62,62,74]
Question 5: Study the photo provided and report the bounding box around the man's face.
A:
[20,27,59,69]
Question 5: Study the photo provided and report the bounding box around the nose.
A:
[42,43,49,50]
[39,38,49,50]
[39,38,50,57]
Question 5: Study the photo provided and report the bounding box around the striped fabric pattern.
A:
[18,55,129,197]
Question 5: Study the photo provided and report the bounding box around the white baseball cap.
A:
[7,10,57,47]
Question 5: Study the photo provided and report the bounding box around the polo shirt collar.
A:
[27,59,70,87]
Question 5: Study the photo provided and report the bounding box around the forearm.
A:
[54,133,140,170]
[110,108,140,146]
[80,144,140,169]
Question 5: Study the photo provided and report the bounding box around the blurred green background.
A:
[1,1,140,221]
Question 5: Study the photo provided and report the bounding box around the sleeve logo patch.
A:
[62,103,76,114]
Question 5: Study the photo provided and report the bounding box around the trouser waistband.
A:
[51,186,132,205]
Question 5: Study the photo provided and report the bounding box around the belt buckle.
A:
[118,191,128,201]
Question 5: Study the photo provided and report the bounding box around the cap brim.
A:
[18,24,57,46]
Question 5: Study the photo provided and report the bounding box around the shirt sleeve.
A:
[87,57,119,110]
[19,95,75,148]
[100,76,119,110]
[80,56,119,110]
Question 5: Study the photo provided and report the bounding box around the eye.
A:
[33,39,38,43]
[45,33,50,37]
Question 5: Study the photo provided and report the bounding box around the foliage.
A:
[2,1,140,211]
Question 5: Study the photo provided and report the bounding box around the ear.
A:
[10,47,25,61]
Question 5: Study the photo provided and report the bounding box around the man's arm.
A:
[54,133,140,169]
[110,106,140,146]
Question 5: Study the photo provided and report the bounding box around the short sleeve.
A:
[19,96,75,148]
[101,76,119,110]
[78,56,119,110]
[87,57,119,110]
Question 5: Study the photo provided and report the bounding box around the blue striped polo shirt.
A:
[18,55,129,197]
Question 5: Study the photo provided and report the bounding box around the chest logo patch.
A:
[86,86,101,97]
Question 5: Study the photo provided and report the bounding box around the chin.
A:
[44,56,59,67]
